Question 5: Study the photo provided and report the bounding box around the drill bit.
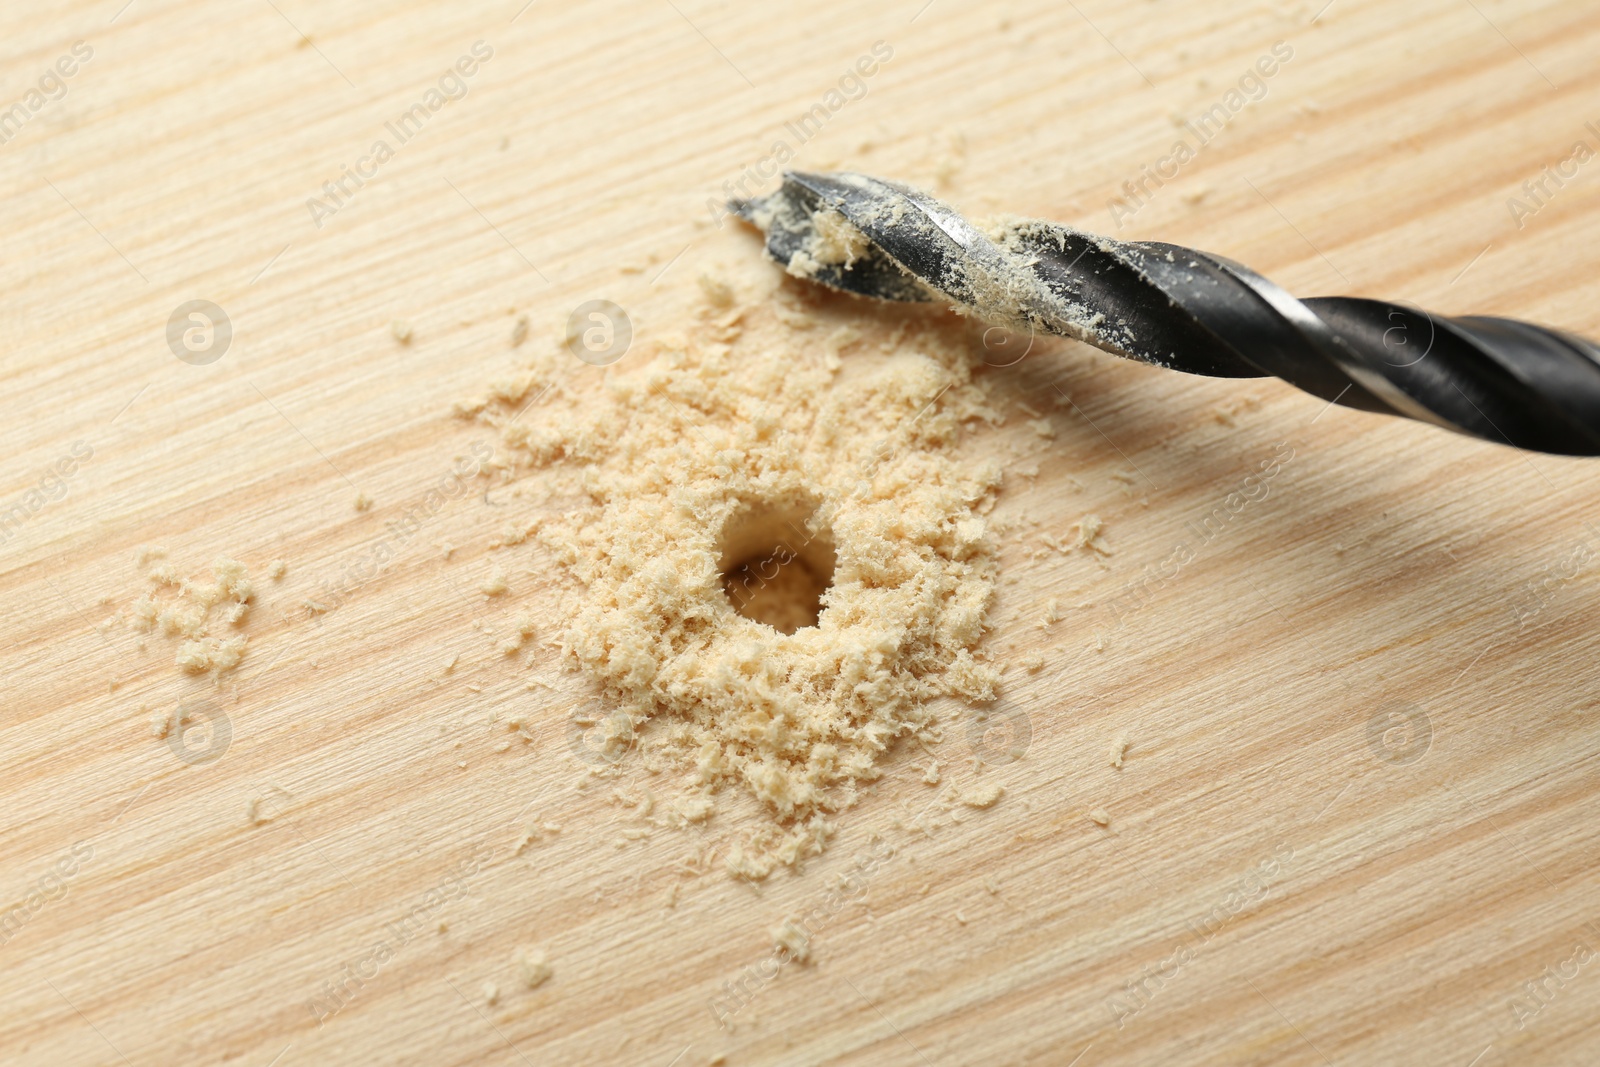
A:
[733,171,1600,457]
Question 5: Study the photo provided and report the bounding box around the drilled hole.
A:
[717,497,836,634]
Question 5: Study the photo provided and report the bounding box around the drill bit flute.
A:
[734,171,1600,457]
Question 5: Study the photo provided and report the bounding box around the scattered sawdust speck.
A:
[480,567,509,596]
[961,782,1004,808]
[516,948,552,988]
[773,920,813,963]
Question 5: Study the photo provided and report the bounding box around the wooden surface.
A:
[4,0,1600,1063]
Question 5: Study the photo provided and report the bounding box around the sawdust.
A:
[772,920,813,963]
[480,566,509,596]
[468,285,1009,879]
[516,947,552,988]
[806,209,870,269]
[128,551,254,676]
[960,781,1004,808]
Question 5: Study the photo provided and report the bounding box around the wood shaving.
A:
[1072,514,1111,555]
[513,822,561,855]
[1109,733,1129,769]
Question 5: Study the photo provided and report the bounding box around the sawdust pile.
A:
[127,550,254,675]
[467,286,1009,878]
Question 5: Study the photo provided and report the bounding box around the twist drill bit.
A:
[733,171,1600,456]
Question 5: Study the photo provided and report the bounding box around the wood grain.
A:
[3,0,1599,1064]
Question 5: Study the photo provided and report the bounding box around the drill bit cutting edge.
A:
[733,171,1600,457]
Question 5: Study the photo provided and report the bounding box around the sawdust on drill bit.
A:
[468,285,1008,879]
[787,208,870,278]
[747,173,1139,356]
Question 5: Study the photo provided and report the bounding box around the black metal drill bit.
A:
[733,171,1600,456]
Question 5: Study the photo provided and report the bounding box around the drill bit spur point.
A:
[733,171,1600,457]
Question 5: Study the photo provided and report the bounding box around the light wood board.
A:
[3,0,1600,1063]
